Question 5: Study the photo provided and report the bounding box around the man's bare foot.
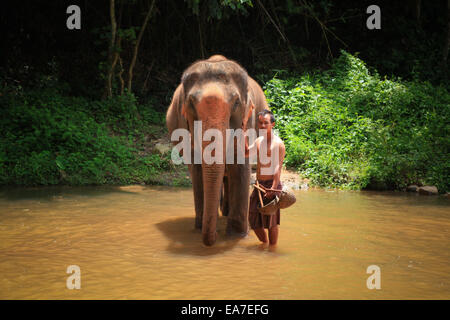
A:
[258,242,269,249]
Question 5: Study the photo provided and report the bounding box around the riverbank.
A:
[147,134,447,197]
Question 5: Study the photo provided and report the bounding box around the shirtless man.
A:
[245,109,286,247]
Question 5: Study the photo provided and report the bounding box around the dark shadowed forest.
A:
[0,0,448,192]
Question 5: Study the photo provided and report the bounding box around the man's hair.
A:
[257,109,275,123]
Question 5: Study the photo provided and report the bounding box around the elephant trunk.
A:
[195,84,230,246]
[201,123,227,246]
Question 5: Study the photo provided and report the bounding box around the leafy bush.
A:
[265,51,449,192]
[0,89,167,186]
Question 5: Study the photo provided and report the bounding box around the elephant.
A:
[166,55,269,246]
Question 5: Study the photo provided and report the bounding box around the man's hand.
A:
[263,187,281,200]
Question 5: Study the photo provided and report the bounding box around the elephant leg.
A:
[220,184,223,214]
[225,163,250,236]
[189,163,204,229]
[220,176,229,216]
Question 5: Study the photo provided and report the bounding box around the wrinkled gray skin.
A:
[166,55,269,246]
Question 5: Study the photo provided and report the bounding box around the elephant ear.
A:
[229,69,250,130]
[180,71,201,124]
[170,84,191,126]
[181,102,188,120]
[167,84,189,136]
[230,71,248,106]
[242,97,255,131]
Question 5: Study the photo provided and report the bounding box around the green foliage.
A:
[2,50,448,192]
[0,89,167,186]
[90,92,164,135]
[186,0,252,19]
[265,51,449,192]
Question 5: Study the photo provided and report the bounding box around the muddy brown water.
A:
[0,185,449,299]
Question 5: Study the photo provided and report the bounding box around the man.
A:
[245,109,285,247]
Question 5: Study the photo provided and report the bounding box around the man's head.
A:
[257,109,275,133]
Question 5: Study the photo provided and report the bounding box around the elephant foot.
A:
[226,229,249,238]
[202,231,217,246]
[195,217,202,230]
[226,220,249,238]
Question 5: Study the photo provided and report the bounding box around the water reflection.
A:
[156,216,241,256]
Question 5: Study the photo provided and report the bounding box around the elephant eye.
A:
[232,98,240,112]
[188,94,198,110]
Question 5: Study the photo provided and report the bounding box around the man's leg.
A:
[268,225,278,245]
[253,227,268,243]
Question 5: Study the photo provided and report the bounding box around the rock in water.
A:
[406,185,418,192]
[417,186,439,195]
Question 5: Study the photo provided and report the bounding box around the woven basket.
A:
[278,186,296,209]
[257,196,280,216]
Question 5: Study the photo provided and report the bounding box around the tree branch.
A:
[104,0,117,99]
[127,0,156,93]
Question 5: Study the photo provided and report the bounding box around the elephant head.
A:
[167,55,264,246]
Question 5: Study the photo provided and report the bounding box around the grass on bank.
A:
[0,89,190,187]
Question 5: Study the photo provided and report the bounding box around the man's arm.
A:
[245,136,258,159]
[267,140,285,196]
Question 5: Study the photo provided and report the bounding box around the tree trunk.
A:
[127,0,156,93]
[118,42,125,95]
[197,14,205,59]
[415,0,421,27]
[442,0,450,66]
[104,0,117,99]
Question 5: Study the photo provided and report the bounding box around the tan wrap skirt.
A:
[249,179,282,229]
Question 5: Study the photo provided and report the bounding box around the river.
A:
[0,185,448,299]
